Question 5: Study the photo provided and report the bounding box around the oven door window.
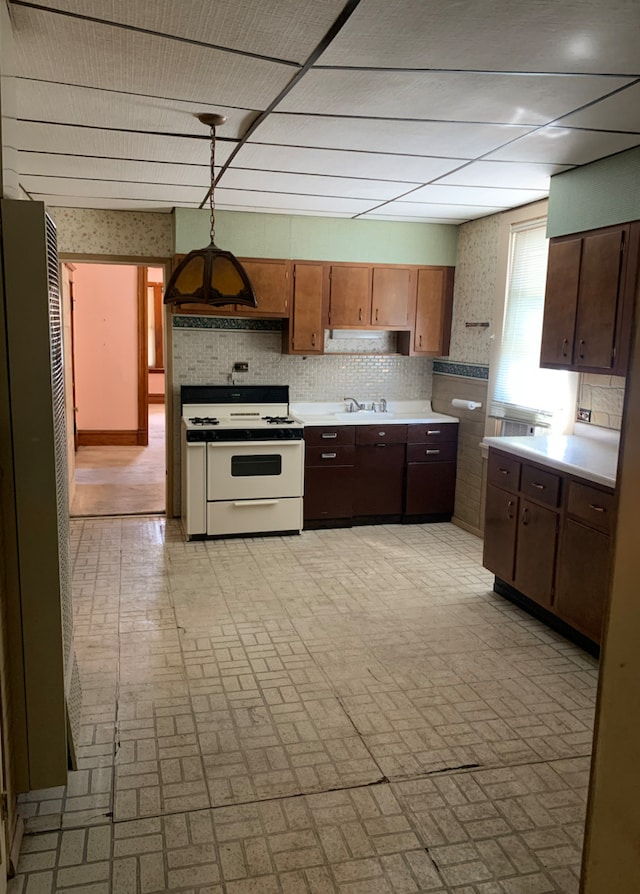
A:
[231,454,282,477]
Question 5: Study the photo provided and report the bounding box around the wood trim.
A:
[78,430,141,446]
[148,367,164,374]
[151,281,164,368]
[137,268,149,447]
[148,393,165,404]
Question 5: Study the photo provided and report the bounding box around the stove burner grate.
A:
[262,416,294,424]
[189,416,220,425]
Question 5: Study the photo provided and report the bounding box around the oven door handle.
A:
[233,499,279,507]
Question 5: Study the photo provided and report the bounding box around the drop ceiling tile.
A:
[21,175,204,203]
[220,168,415,201]
[41,0,346,64]
[214,189,373,215]
[234,143,464,182]
[12,7,292,108]
[17,79,256,139]
[37,196,180,211]
[279,69,633,126]
[18,122,235,166]
[558,83,640,132]
[487,127,640,165]
[317,0,640,74]
[373,201,502,221]
[252,114,535,157]
[404,184,548,207]
[437,161,573,190]
[20,154,209,190]
[362,213,465,224]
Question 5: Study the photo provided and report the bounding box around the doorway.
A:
[62,261,167,517]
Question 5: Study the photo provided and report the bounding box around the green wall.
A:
[174,208,458,265]
[548,147,640,238]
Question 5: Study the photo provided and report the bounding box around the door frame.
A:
[59,254,173,514]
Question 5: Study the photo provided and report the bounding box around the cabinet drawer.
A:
[408,422,458,444]
[567,480,615,534]
[521,464,562,507]
[356,424,408,445]
[407,442,457,463]
[304,426,355,447]
[305,445,355,467]
[487,451,521,493]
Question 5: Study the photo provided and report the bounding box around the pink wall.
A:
[73,264,139,430]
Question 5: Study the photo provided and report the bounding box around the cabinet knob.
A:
[311,332,316,347]
[521,506,529,526]
[321,432,338,439]
[507,500,515,520]
[425,449,440,455]
[579,338,585,359]
[427,430,440,435]
[358,308,363,321]
[531,482,545,490]
[321,452,337,459]
[562,337,569,357]
[498,468,510,475]
[589,503,606,513]
[419,334,423,348]
[378,432,386,436]
[375,308,379,322]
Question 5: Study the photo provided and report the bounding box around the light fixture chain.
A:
[209,123,216,244]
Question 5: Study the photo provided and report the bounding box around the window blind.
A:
[490,221,575,427]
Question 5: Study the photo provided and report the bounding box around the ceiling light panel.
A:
[317,0,640,74]
[12,7,292,108]
[20,154,209,188]
[252,115,535,157]
[17,80,256,139]
[279,69,634,126]
[437,161,574,190]
[558,83,640,132]
[487,128,640,165]
[404,184,548,207]
[214,189,374,215]
[40,0,347,64]
[219,168,416,201]
[21,175,205,203]
[18,122,235,167]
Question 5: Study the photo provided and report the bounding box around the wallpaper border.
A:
[172,316,283,331]
[433,360,489,380]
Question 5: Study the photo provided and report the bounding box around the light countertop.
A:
[483,428,619,488]
[291,400,459,427]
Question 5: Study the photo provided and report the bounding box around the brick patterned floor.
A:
[10,518,597,892]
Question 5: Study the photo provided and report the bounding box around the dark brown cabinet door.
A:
[371,267,414,327]
[555,519,611,643]
[514,500,558,608]
[574,228,625,370]
[354,444,405,516]
[483,484,518,583]
[540,238,581,367]
[328,265,371,326]
[405,461,456,515]
[304,467,354,521]
[289,263,325,354]
[239,259,291,317]
[413,266,454,355]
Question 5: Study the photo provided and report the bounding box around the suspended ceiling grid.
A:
[10,0,640,222]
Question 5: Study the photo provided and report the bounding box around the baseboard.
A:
[148,393,165,404]
[451,515,483,538]
[9,813,24,877]
[78,430,140,446]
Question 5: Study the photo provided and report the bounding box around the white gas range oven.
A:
[181,385,305,540]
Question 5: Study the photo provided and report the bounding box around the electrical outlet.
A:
[233,362,249,372]
[577,407,592,422]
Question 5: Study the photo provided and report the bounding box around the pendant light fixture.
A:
[164,113,257,308]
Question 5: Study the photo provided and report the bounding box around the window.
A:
[490,220,576,430]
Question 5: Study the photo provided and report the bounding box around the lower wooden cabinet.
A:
[354,443,406,516]
[404,423,458,518]
[483,447,614,646]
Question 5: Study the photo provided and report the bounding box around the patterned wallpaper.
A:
[49,208,173,257]
[446,213,501,366]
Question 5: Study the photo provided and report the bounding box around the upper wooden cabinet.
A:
[283,262,327,355]
[397,266,455,356]
[239,258,291,317]
[327,263,416,329]
[540,222,640,375]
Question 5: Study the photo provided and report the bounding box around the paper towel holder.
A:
[451,399,482,411]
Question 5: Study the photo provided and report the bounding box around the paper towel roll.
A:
[451,399,482,410]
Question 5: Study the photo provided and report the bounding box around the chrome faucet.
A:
[344,397,365,413]
[380,398,387,413]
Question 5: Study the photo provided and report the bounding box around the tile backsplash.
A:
[172,326,432,401]
[577,373,625,430]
